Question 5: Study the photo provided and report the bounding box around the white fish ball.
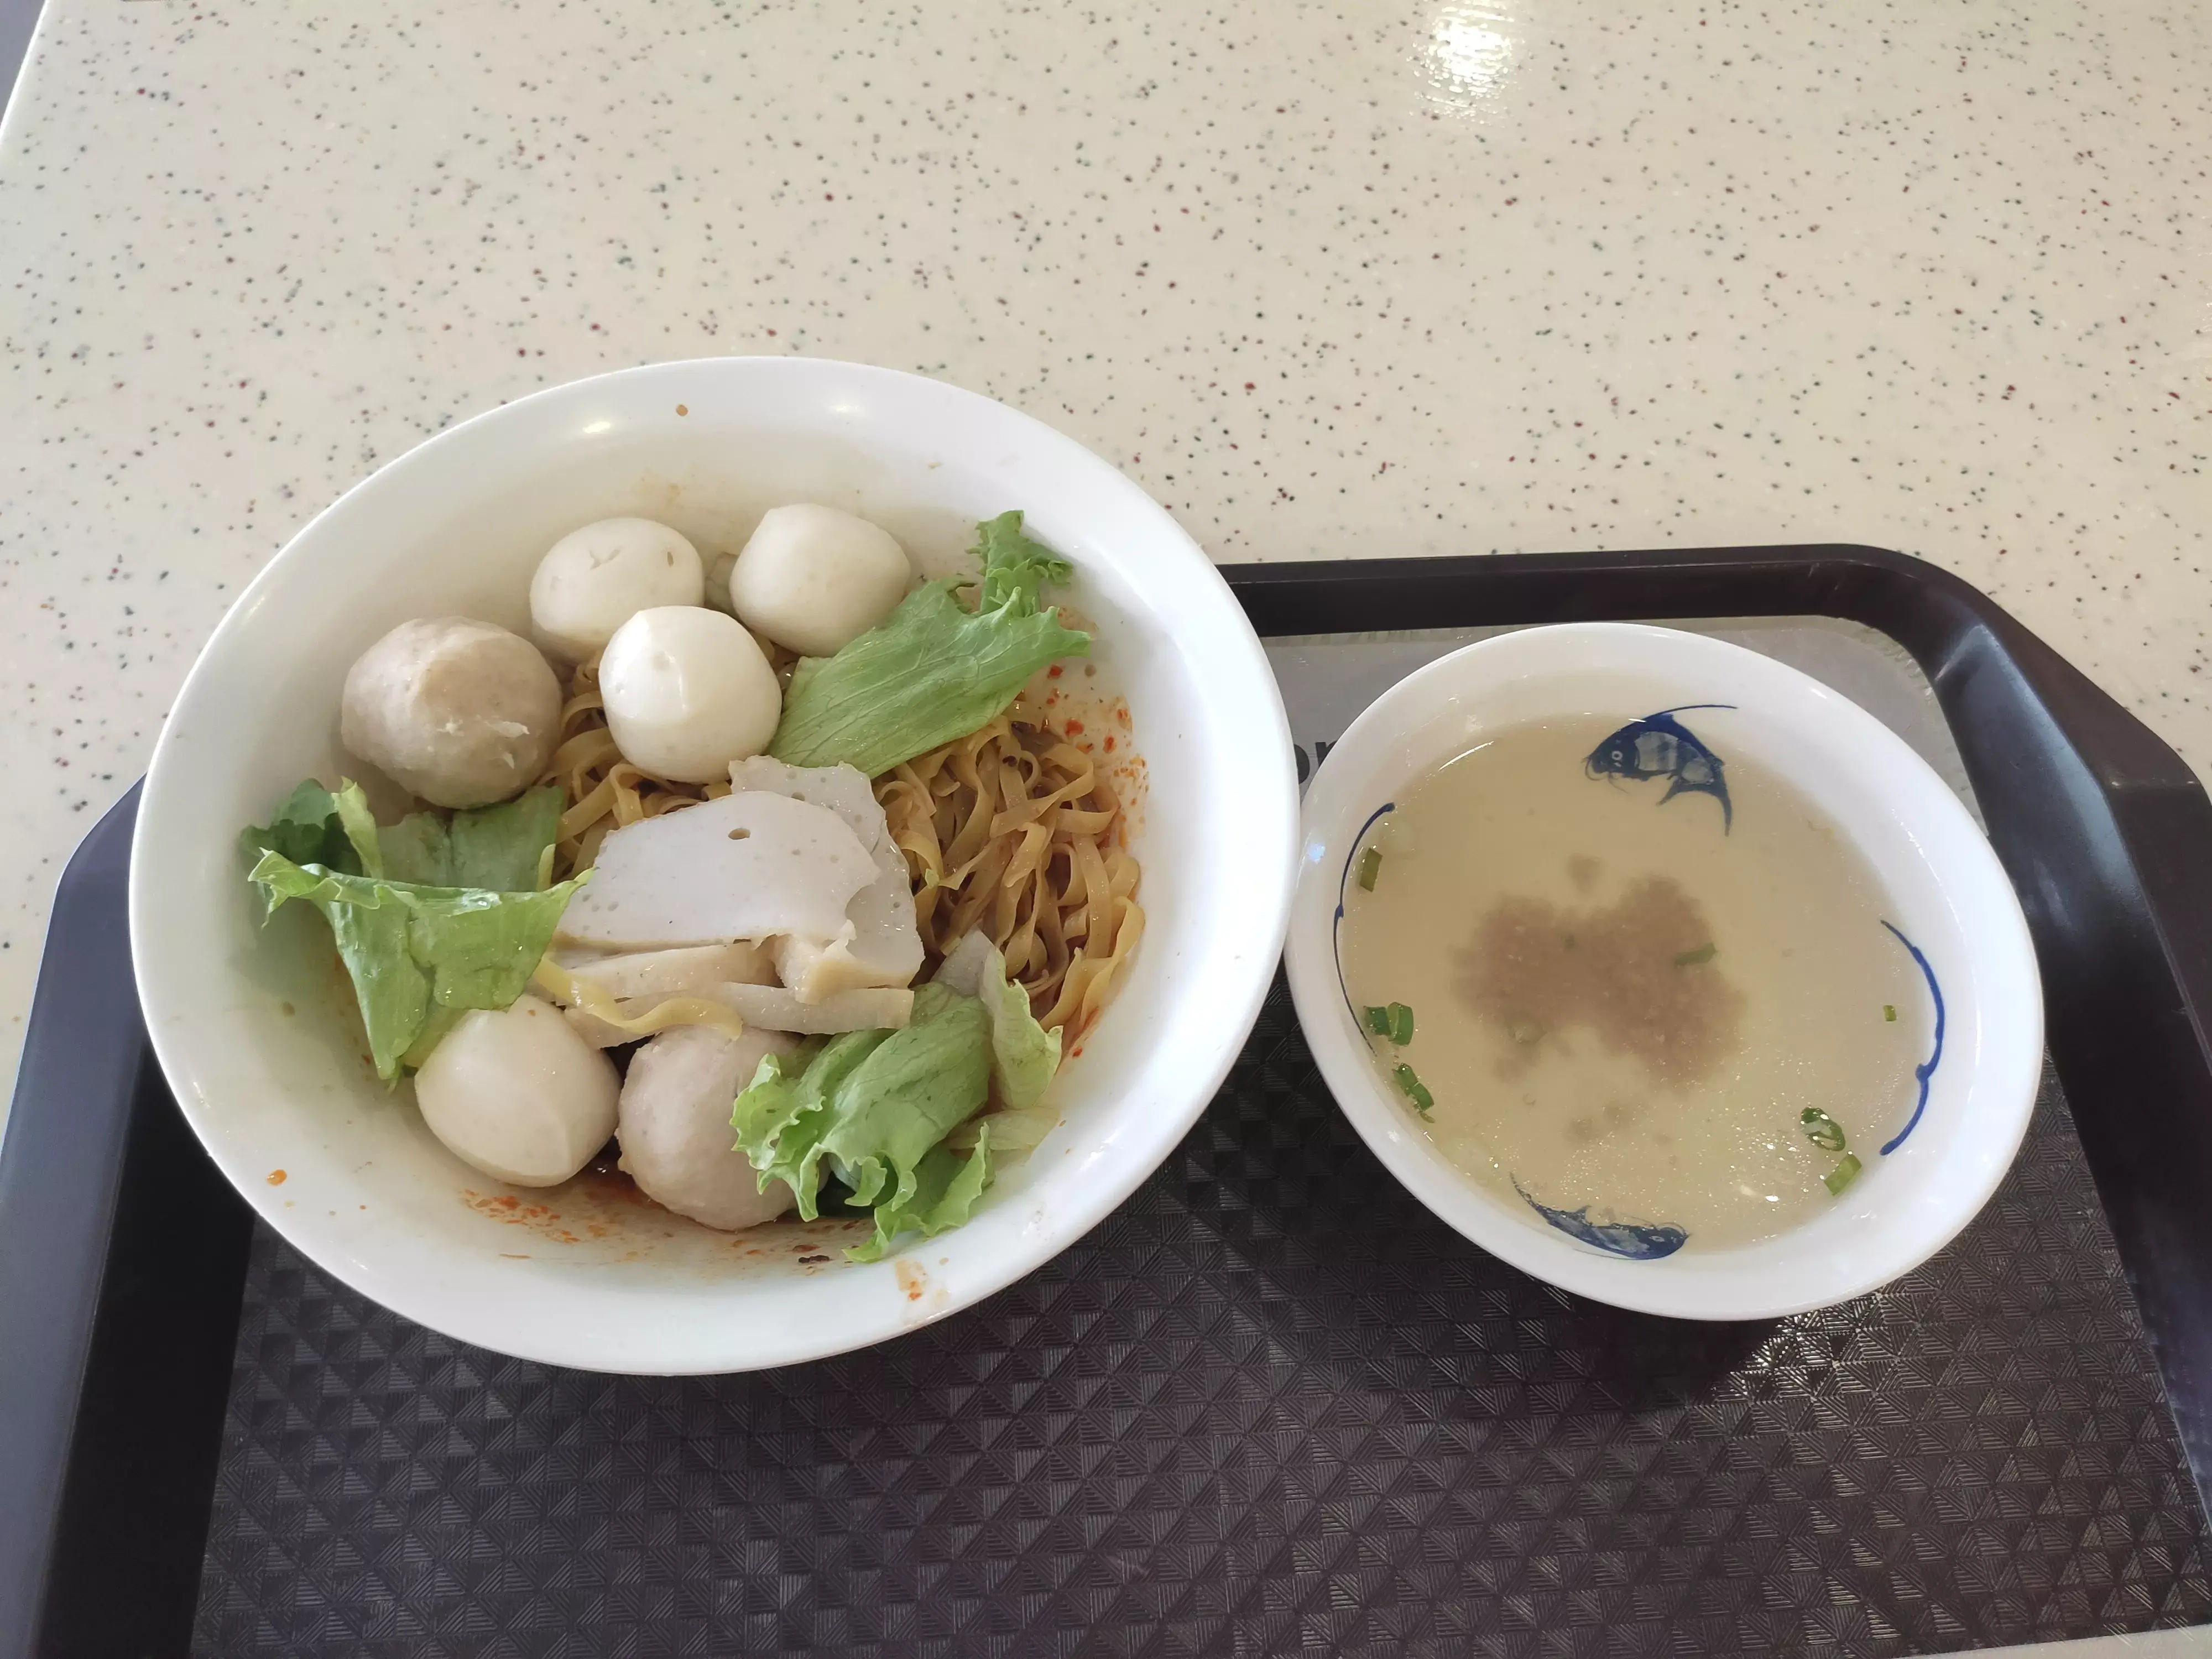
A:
[529,517,705,664]
[414,998,619,1187]
[340,617,562,809]
[726,504,912,658]
[598,606,782,783]
[617,1024,800,1230]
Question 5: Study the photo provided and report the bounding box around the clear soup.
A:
[1340,713,1931,1253]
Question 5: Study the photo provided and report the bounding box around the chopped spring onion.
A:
[1673,942,1718,968]
[1823,1153,1863,1197]
[1391,1063,1434,1117]
[1801,1106,1847,1152]
[1364,1002,1416,1045]
[1883,1004,1897,1022]
[1357,846,1382,891]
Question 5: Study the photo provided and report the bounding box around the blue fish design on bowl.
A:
[1585,705,1735,831]
[1512,1180,1689,1260]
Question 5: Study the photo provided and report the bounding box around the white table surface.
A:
[0,4,2209,1649]
[0,0,2206,1113]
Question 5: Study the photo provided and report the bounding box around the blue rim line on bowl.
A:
[1879,920,1948,1156]
[1331,799,1396,1029]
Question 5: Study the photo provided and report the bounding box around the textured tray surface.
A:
[194,982,2209,1658]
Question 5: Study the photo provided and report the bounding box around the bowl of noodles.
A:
[130,357,1297,1374]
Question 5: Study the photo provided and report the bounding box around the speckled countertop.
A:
[0,0,2204,1107]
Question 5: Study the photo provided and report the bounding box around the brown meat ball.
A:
[340,617,562,808]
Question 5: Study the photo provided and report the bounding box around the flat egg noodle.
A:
[875,716,1143,1038]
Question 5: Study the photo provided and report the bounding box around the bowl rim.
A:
[129,355,1300,1372]
[1284,619,2044,1321]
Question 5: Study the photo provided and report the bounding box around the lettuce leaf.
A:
[330,784,384,873]
[241,781,364,911]
[935,931,1061,1108]
[728,938,1061,1261]
[245,779,573,1075]
[378,785,564,891]
[732,980,994,1258]
[768,511,1089,777]
[247,795,582,1079]
[851,1124,991,1264]
[248,780,563,893]
[728,1027,894,1213]
[974,509,1074,613]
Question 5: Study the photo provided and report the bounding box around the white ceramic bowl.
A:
[1285,623,2042,1321]
[131,357,1297,1373]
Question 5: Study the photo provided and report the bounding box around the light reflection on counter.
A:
[1419,0,1519,117]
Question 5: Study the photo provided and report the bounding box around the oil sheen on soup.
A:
[1340,714,1928,1252]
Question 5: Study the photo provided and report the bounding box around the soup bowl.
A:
[1284,622,2042,1321]
[130,357,1298,1374]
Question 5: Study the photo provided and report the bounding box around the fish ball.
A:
[599,606,781,783]
[529,517,705,664]
[340,617,561,809]
[618,1024,800,1229]
[726,504,912,658]
[414,998,619,1187]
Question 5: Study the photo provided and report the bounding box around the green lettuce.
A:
[863,1123,993,1262]
[377,785,563,891]
[732,981,995,1260]
[243,779,577,1079]
[249,853,584,1080]
[768,510,1089,777]
[243,779,564,892]
[240,781,365,908]
[935,931,1061,1108]
[974,509,1073,612]
[728,934,1068,1261]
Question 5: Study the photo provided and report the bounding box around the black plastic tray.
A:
[4,544,2211,1658]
